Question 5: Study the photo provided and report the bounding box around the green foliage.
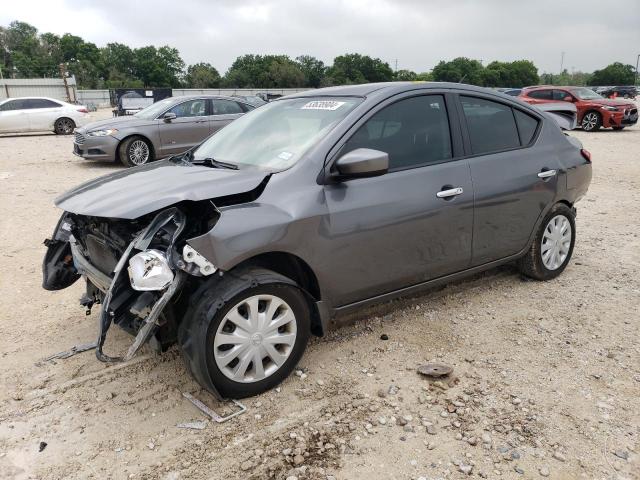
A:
[223,54,305,88]
[432,57,484,85]
[326,53,394,85]
[185,63,221,88]
[295,55,326,88]
[432,57,539,88]
[394,69,418,81]
[590,62,636,86]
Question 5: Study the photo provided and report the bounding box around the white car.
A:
[0,97,89,135]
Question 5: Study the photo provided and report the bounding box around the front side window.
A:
[552,90,572,101]
[212,99,244,115]
[460,96,520,155]
[168,99,206,118]
[527,90,553,100]
[193,96,361,170]
[340,95,452,170]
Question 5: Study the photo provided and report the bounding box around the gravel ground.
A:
[0,109,638,480]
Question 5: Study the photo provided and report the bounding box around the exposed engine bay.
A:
[43,204,219,363]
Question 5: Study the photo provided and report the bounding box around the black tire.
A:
[54,117,75,135]
[581,111,602,132]
[612,126,625,131]
[518,203,576,281]
[178,268,311,398]
[118,136,153,167]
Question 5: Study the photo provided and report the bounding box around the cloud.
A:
[2,0,639,74]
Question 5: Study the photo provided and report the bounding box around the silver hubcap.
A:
[59,119,73,133]
[214,294,297,383]
[129,140,149,165]
[541,215,572,270]
[582,113,598,131]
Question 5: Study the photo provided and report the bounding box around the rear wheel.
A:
[518,204,575,281]
[179,268,311,398]
[581,111,601,131]
[54,117,75,135]
[119,136,153,167]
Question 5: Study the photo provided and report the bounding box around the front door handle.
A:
[436,187,464,198]
[537,169,557,179]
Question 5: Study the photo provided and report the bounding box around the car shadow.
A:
[0,132,59,138]
[73,160,122,171]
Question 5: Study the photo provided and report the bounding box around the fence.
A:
[77,88,313,108]
[0,77,77,102]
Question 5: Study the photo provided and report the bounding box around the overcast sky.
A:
[2,0,639,74]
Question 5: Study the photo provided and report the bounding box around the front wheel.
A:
[179,268,311,398]
[119,136,153,167]
[518,204,576,281]
[54,117,75,135]
[581,111,601,132]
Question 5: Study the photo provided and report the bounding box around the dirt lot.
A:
[0,109,638,480]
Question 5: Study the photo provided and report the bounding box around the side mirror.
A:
[334,148,389,179]
[563,96,573,102]
[163,112,177,122]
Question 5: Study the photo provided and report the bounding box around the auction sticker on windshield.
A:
[301,100,346,110]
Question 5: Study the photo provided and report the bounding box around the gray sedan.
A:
[73,95,256,167]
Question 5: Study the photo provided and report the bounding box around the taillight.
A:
[77,108,89,113]
[581,149,592,162]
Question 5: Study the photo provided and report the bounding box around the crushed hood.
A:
[55,159,269,219]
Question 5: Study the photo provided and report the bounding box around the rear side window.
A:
[341,95,452,171]
[213,99,244,115]
[460,96,520,154]
[0,99,26,111]
[514,109,539,145]
[527,89,553,100]
[24,98,61,109]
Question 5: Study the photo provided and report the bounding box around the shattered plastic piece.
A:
[380,334,389,340]
[36,341,97,365]
[182,392,246,423]
[39,441,47,452]
[176,420,207,430]
[417,363,453,378]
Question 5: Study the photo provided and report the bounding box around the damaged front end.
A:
[43,206,218,363]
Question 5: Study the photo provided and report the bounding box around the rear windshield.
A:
[193,97,361,170]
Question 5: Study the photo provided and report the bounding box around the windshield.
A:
[193,97,361,169]
[570,88,603,100]
[134,99,176,119]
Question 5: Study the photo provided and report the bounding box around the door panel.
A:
[323,162,473,306]
[157,99,210,156]
[0,100,30,132]
[27,107,60,131]
[458,95,557,264]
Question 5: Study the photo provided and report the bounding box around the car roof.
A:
[283,81,503,99]
[0,96,64,101]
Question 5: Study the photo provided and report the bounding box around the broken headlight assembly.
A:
[128,249,174,291]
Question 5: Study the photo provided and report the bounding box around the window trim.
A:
[455,93,542,159]
[322,90,464,180]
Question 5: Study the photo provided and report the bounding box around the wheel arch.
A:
[53,116,76,132]
[116,133,156,163]
[226,251,326,336]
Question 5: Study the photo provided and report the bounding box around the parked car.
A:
[43,82,592,399]
[597,85,638,99]
[72,95,256,167]
[232,95,267,107]
[0,97,88,135]
[519,86,638,131]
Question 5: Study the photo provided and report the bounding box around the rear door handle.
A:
[436,187,464,198]
[537,169,557,179]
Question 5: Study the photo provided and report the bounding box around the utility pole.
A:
[59,63,71,103]
[636,54,640,86]
[395,59,398,73]
[560,51,565,74]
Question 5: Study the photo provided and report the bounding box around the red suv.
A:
[519,86,638,131]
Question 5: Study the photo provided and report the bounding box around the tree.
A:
[432,57,484,85]
[394,69,417,81]
[223,54,305,88]
[132,45,185,87]
[482,60,538,87]
[185,62,221,88]
[296,55,326,88]
[326,53,394,85]
[590,62,635,86]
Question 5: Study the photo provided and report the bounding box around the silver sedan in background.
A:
[73,95,257,167]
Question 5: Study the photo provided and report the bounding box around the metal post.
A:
[636,54,639,86]
[59,63,71,103]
